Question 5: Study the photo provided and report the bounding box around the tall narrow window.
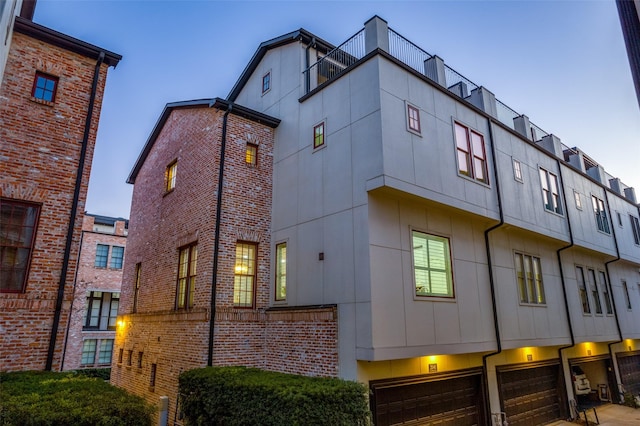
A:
[588,269,602,314]
[110,246,124,269]
[95,244,109,268]
[622,281,631,310]
[133,263,141,313]
[166,160,177,192]
[150,363,157,388]
[574,190,583,210]
[454,122,488,184]
[234,242,257,307]
[32,71,58,102]
[176,244,197,309]
[630,215,640,245]
[1,198,40,293]
[108,292,120,329]
[406,104,421,133]
[98,339,114,364]
[275,242,287,301]
[137,352,143,369]
[313,122,325,149]
[81,339,97,366]
[539,168,562,214]
[515,253,546,304]
[513,159,523,182]
[576,266,590,314]
[591,195,610,233]
[598,271,612,315]
[84,291,104,329]
[262,71,271,94]
[118,348,124,364]
[412,231,454,298]
[245,143,258,166]
[127,350,133,366]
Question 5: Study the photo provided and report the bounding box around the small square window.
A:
[246,143,258,166]
[166,160,177,192]
[513,159,523,182]
[406,104,421,134]
[262,71,271,94]
[574,190,582,210]
[313,122,325,149]
[32,72,58,102]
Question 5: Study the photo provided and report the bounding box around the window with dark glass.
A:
[1,198,40,293]
[576,266,590,314]
[454,122,488,184]
[622,281,632,310]
[32,71,58,102]
[176,244,197,309]
[588,269,602,314]
[95,244,109,268]
[412,231,453,298]
[150,363,157,387]
[515,252,545,304]
[630,215,640,245]
[84,291,119,330]
[262,71,271,94]
[313,122,325,149]
[591,195,610,233]
[599,270,612,315]
[407,104,421,133]
[539,168,562,214]
[275,242,287,301]
[133,263,141,313]
[110,246,124,269]
[234,242,257,307]
[137,352,143,368]
[118,348,124,364]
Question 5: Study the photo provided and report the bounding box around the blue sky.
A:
[33,0,640,219]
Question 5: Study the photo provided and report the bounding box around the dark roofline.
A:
[14,16,122,67]
[126,98,280,184]
[86,213,129,227]
[227,28,334,102]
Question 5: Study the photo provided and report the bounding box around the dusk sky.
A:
[33,0,640,219]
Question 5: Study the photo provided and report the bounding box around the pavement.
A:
[547,403,640,425]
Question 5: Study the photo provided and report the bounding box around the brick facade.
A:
[0,18,120,372]
[111,103,338,422]
[62,214,127,370]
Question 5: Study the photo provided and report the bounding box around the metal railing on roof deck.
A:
[303,28,365,93]
[530,122,548,142]
[388,28,433,74]
[495,100,518,131]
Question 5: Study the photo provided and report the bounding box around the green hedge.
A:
[179,367,371,425]
[0,371,154,426]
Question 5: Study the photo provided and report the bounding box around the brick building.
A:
[0,2,121,372]
[61,214,127,371]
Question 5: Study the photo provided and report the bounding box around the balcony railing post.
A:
[365,15,389,54]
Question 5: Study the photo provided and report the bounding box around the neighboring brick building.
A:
[62,213,127,371]
[0,3,121,372]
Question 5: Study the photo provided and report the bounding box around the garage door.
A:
[370,369,484,426]
[498,363,563,426]
[618,353,640,396]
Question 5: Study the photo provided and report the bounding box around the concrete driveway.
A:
[547,403,640,425]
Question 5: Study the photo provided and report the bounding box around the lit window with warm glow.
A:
[234,242,257,307]
[412,231,453,298]
[166,160,177,192]
[275,242,287,301]
[176,244,197,309]
[514,253,545,304]
[246,143,257,166]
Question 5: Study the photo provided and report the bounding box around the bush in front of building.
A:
[179,366,371,425]
[73,367,111,381]
[0,371,154,426]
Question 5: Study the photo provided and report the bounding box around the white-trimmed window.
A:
[176,243,197,310]
[234,242,257,307]
[412,231,453,298]
[539,168,562,214]
[513,159,523,182]
[576,266,590,314]
[406,103,421,134]
[591,195,610,234]
[574,190,583,210]
[515,252,545,304]
[630,215,640,245]
[454,122,488,184]
[275,242,287,301]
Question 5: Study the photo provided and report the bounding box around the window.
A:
[95,244,109,268]
[539,168,562,214]
[454,122,488,184]
[622,281,631,310]
[81,339,97,365]
[245,143,258,166]
[133,263,141,313]
[137,352,143,368]
[588,269,602,314]
[591,195,610,233]
[406,104,421,134]
[150,364,157,388]
[84,291,119,330]
[1,198,40,293]
[513,159,523,182]
[514,253,545,304]
[617,212,623,227]
[599,271,612,315]
[98,339,114,365]
[576,266,590,314]
[166,160,177,192]
[110,246,124,269]
[118,348,124,364]
[234,242,257,307]
[176,244,197,310]
[275,242,287,301]
[32,71,58,102]
[313,122,325,149]
[262,71,271,94]
[127,350,133,366]
[630,215,640,245]
[412,231,453,298]
[574,190,583,210]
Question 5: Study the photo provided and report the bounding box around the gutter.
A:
[46,52,105,371]
[304,37,316,93]
[207,103,233,366]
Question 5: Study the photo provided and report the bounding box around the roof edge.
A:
[14,16,122,67]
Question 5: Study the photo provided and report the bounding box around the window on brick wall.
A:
[166,160,177,193]
[110,246,124,269]
[98,339,114,365]
[81,339,97,366]
[234,242,257,307]
[591,195,610,234]
[137,352,143,368]
[133,263,141,313]
[127,350,133,366]
[1,198,40,293]
[275,242,287,301]
[95,244,109,267]
[246,143,258,166]
[84,291,119,330]
[176,243,197,309]
[118,348,124,364]
[32,71,58,102]
[150,363,157,388]
[454,122,488,184]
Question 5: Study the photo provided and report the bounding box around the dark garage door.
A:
[498,363,563,426]
[618,353,640,396]
[370,369,484,426]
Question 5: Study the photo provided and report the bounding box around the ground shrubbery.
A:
[178,366,371,425]
[0,371,153,426]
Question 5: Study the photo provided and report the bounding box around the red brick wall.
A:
[112,106,338,422]
[0,31,109,372]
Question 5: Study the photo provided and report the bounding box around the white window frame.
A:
[412,230,454,299]
[406,102,421,135]
[512,158,523,183]
[591,195,610,234]
[539,167,562,215]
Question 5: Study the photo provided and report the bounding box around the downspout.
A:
[481,120,505,424]
[554,161,577,416]
[603,190,623,402]
[304,37,316,94]
[46,52,105,371]
[207,103,233,366]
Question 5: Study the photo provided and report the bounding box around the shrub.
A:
[73,368,111,381]
[179,366,371,425]
[0,371,154,426]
